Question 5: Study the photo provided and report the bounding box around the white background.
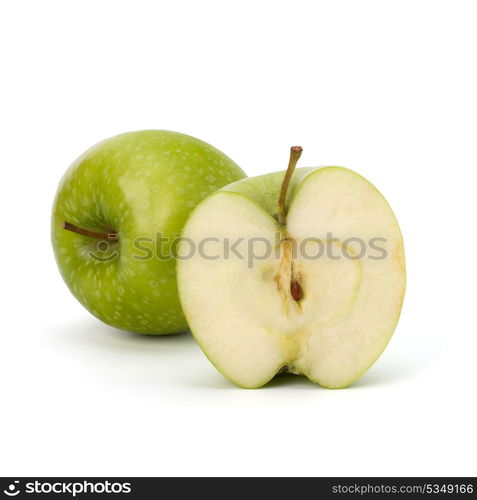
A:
[1,0,476,477]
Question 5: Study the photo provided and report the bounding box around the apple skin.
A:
[52,130,246,334]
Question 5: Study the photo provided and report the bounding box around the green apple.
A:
[177,147,406,387]
[52,130,246,334]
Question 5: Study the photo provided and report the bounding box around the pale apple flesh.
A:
[178,167,405,388]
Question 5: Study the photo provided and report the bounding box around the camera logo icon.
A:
[3,481,20,497]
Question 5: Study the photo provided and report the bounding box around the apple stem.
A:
[61,221,118,242]
[277,146,303,225]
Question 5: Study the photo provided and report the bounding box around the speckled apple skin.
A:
[52,130,246,334]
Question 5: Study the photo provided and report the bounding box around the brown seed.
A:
[290,280,303,301]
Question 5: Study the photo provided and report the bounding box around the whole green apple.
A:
[52,130,246,334]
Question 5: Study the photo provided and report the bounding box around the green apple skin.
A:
[52,130,246,334]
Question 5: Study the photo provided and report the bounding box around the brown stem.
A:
[277,146,303,225]
[62,221,118,242]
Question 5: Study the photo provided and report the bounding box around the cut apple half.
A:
[178,148,405,388]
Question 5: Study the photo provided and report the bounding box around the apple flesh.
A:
[178,152,405,387]
[52,130,246,334]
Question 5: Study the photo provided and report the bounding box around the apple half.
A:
[178,148,405,388]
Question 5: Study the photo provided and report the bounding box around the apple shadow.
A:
[43,317,432,391]
[346,355,431,389]
[44,316,197,356]
[261,353,430,390]
[260,370,396,390]
[201,357,426,391]
[263,373,318,389]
